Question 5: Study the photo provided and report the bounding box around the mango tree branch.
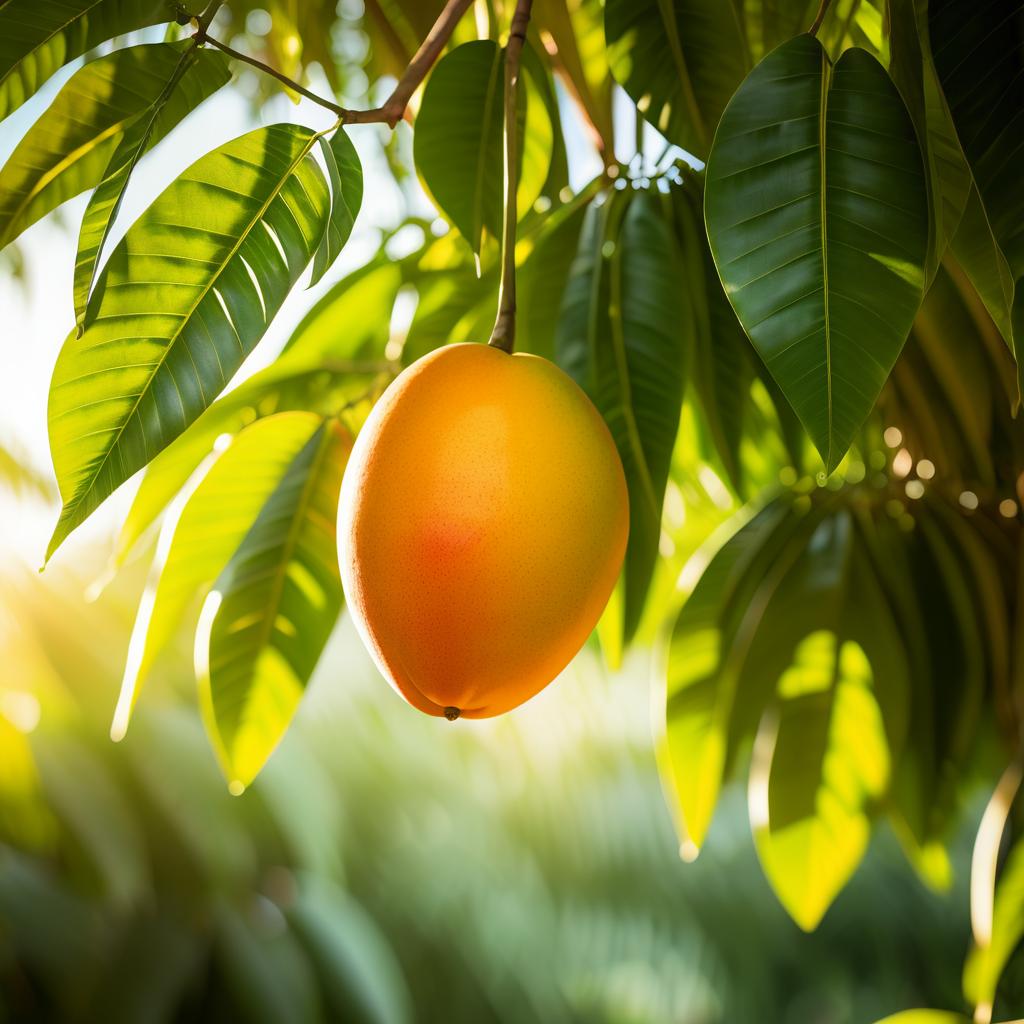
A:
[488,0,534,354]
[197,0,474,126]
[808,0,834,36]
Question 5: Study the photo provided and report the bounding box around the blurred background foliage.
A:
[2,0,1024,1020]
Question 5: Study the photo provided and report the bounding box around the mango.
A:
[338,342,628,718]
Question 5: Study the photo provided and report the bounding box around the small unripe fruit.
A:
[338,342,628,718]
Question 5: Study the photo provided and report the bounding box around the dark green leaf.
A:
[930,0,1024,385]
[413,40,551,255]
[557,190,690,646]
[0,0,172,121]
[197,419,350,789]
[604,0,750,159]
[705,35,929,471]
[887,0,972,281]
[47,123,331,561]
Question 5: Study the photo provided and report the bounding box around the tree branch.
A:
[488,0,533,354]
[198,0,474,127]
[808,0,834,36]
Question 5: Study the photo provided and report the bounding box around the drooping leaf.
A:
[197,419,351,789]
[111,412,324,740]
[670,179,754,495]
[413,39,551,255]
[704,35,928,472]
[47,123,331,562]
[604,0,750,159]
[112,357,388,566]
[660,495,812,850]
[887,0,972,281]
[309,128,363,287]
[749,512,909,931]
[963,760,1024,1015]
[731,0,819,63]
[0,0,172,121]
[557,189,690,646]
[929,0,1024,385]
[516,183,597,360]
[0,41,221,250]
[73,41,232,326]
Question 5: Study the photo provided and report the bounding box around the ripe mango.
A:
[338,342,628,718]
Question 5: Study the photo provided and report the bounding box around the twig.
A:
[808,0,834,36]
[488,0,533,354]
[198,0,473,127]
[201,34,347,116]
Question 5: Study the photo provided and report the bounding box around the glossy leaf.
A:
[557,190,689,645]
[112,356,388,566]
[73,42,232,326]
[111,412,324,740]
[749,513,909,930]
[0,0,171,121]
[604,0,750,159]
[197,419,351,789]
[413,40,551,255]
[887,0,972,281]
[705,35,928,471]
[309,128,363,287]
[930,0,1024,382]
[0,42,216,250]
[47,123,330,562]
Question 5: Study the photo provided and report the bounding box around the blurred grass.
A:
[0,540,989,1024]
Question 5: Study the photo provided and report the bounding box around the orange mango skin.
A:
[338,342,628,718]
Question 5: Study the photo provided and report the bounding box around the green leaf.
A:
[704,35,929,472]
[112,356,387,566]
[604,0,750,159]
[73,42,232,327]
[0,41,218,250]
[309,128,363,287]
[730,1,819,64]
[887,0,972,281]
[111,412,324,740]
[749,513,909,930]
[557,190,690,646]
[516,183,597,360]
[197,419,350,789]
[670,179,754,495]
[660,495,810,850]
[287,877,414,1024]
[963,760,1024,1015]
[871,1013,969,1024]
[0,0,172,121]
[46,123,331,562]
[413,40,551,255]
[929,0,1024,384]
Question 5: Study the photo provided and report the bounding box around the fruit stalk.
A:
[488,0,534,355]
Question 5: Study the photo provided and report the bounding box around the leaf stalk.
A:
[488,0,534,354]
[198,0,473,127]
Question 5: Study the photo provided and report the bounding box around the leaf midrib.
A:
[76,43,199,324]
[471,44,503,254]
[52,126,325,555]
[819,49,833,470]
[226,421,333,703]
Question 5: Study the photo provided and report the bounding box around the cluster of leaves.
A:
[1,0,1024,1017]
